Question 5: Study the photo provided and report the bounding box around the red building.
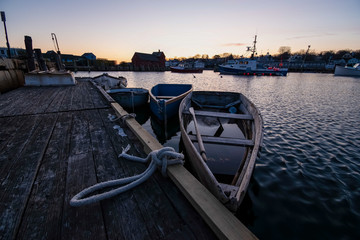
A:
[131,50,166,71]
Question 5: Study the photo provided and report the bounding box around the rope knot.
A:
[148,147,184,176]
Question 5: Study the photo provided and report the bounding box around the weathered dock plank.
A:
[84,109,151,239]
[0,113,57,239]
[0,116,21,151]
[62,151,107,239]
[16,112,72,239]
[43,87,69,113]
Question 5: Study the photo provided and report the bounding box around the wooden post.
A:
[34,48,48,71]
[1,12,11,59]
[24,36,36,72]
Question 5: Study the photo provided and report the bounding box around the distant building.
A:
[0,47,26,58]
[82,52,96,60]
[165,59,180,67]
[131,50,166,71]
[288,55,303,63]
[347,58,359,65]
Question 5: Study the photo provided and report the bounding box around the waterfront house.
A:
[165,59,180,68]
[82,52,96,60]
[132,50,166,71]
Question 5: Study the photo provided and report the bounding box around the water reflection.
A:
[150,114,180,145]
[121,103,150,125]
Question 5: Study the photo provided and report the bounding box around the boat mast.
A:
[247,35,257,59]
[301,45,311,71]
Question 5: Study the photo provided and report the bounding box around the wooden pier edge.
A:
[110,102,258,240]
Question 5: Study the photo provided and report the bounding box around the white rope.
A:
[70,145,184,207]
[108,113,136,123]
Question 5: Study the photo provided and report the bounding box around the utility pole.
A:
[1,11,11,58]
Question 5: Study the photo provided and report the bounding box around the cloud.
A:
[287,33,336,40]
[222,43,246,47]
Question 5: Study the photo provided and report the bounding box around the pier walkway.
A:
[0,80,217,239]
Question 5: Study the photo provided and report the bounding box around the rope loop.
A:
[108,113,136,123]
[70,146,184,207]
[120,113,136,122]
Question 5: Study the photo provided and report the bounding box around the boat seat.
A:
[156,96,174,99]
[188,135,254,146]
[184,110,253,120]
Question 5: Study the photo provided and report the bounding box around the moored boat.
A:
[149,84,193,121]
[219,35,288,76]
[107,88,149,109]
[218,59,288,76]
[179,91,263,212]
[170,61,204,73]
[92,73,127,90]
[334,63,360,77]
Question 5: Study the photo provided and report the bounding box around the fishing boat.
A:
[107,88,149,109]
[334,63,360,77]
[149,84,193,121]
[92,73,127,90]
[219,35,288,76]
[179,91,263,212]
[170,61,204,73]
[219,59,288,76]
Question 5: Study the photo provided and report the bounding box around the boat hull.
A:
[92,73,127,89]
[170,66,203,73]
[219,65,288,76]
[149,84,193,121]
[25,71,76,86]
[107,88,149,109]
[334,66,360,77]
[179,91,263,211]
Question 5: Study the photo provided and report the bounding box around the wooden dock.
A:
[0,80,257,239]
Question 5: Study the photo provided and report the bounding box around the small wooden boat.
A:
[92,73,127,90]
[179,91,263,212]
[149,84,192,121]
[107,88,149,109]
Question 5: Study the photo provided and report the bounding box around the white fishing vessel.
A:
[219,35,288,76]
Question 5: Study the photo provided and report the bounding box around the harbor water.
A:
[76,71,360,239]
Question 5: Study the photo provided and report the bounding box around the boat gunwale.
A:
[149,84,193,106]
[106,88,149,94]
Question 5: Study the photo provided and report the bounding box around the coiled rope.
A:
[70,145,184,207]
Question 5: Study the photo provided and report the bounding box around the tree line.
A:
[168,48,360,62]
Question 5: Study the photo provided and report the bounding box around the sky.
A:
[2,0,360,63]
